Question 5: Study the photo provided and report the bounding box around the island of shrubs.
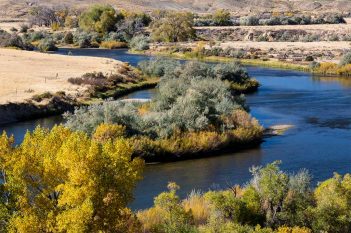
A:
[64,59,262,161]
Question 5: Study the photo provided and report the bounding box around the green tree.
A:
[312,173,351,233]
[0,126,144,232]
[212,9,232,26]
[249,161,289,226]
[79,5,122,34]
[151,12,196,42]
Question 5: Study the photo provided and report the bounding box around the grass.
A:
[100,41,128,49]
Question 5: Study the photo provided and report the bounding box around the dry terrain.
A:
[0,48,121,104]
[1,0,351,18]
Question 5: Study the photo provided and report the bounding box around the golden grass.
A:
[137,207,166,232]
[182,191,211,225]
[100,41,128,49]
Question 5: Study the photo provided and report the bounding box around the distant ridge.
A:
[0,0,350,18]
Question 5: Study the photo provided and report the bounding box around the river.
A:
[1,49,350,210]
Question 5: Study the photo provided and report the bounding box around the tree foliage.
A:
[79,5,122,34]
[150,12,196,42]
[0,126,144,232]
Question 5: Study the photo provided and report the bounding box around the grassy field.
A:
[0,48,121,104]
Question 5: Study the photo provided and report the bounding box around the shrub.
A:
[100,40,128,49]
[305,56,314,62]
[63,32,73,44]
[129,35,149,51]
[9,27,17,32]
[64,16,78,28]
[92,123,126,142]
[0,31,32,50]
[31,92,53,102]
[37,38,58,52]
[240,16,259,26]
[19,24,29,33]
[339,51,351,66]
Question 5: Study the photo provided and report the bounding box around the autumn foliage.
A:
[0,126,144,232]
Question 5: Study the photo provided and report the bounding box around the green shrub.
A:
[63,32,73,44]
[240,16,259,26]
[129,35,149,51]
[339,52,351,66]
[305,56,314,62]
[37,38,58,52]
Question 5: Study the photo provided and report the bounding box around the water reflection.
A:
[313,75,351,88]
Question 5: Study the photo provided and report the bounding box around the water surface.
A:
[1,49,350,210]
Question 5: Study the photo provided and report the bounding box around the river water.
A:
[1,49,350,210]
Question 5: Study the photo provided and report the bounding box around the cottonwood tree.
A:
[0,126,144,232]
[151,12,196,42]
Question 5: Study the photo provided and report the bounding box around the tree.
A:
[312,173,351,233]
[151,12,196,42]
[212,9,232,26]
[79,5,122,34]
[0,126,144,232]
[249,161,289,226]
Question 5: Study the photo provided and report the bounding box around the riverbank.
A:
[0,48,158,124]
[132,42,351,77]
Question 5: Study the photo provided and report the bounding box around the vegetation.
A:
[79,5,122,34]
[150,12,196,42]
[0,30,33,50]
[138,58,259,93]
[195,13,345,26]
[339,51,351,66]
[129,35,150,51]
[138,161,351,233]
[67,64,157,99]
[0,126,144,232]
[64,59,262,161]
[100,41,128,49]
[37,38,58,52]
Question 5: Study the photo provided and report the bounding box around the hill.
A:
[0,0,351,19]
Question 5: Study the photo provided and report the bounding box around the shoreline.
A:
[129,49,351,77]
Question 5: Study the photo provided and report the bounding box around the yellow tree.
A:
[0,126,144,232]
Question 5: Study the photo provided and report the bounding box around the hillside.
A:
[0,0,351,19]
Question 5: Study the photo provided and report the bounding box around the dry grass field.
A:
[0,48,121,104]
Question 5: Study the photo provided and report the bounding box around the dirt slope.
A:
[1,0,351,18]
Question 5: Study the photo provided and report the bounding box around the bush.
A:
[339,52,351,66]
[305,56,314,62]
[0,31,32,50]
[19,24,29,33]
[240,16,259,26]
[100,40,128,49]
[129,35,149,51]
[63,32,73,44]
[37,38,58,52]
